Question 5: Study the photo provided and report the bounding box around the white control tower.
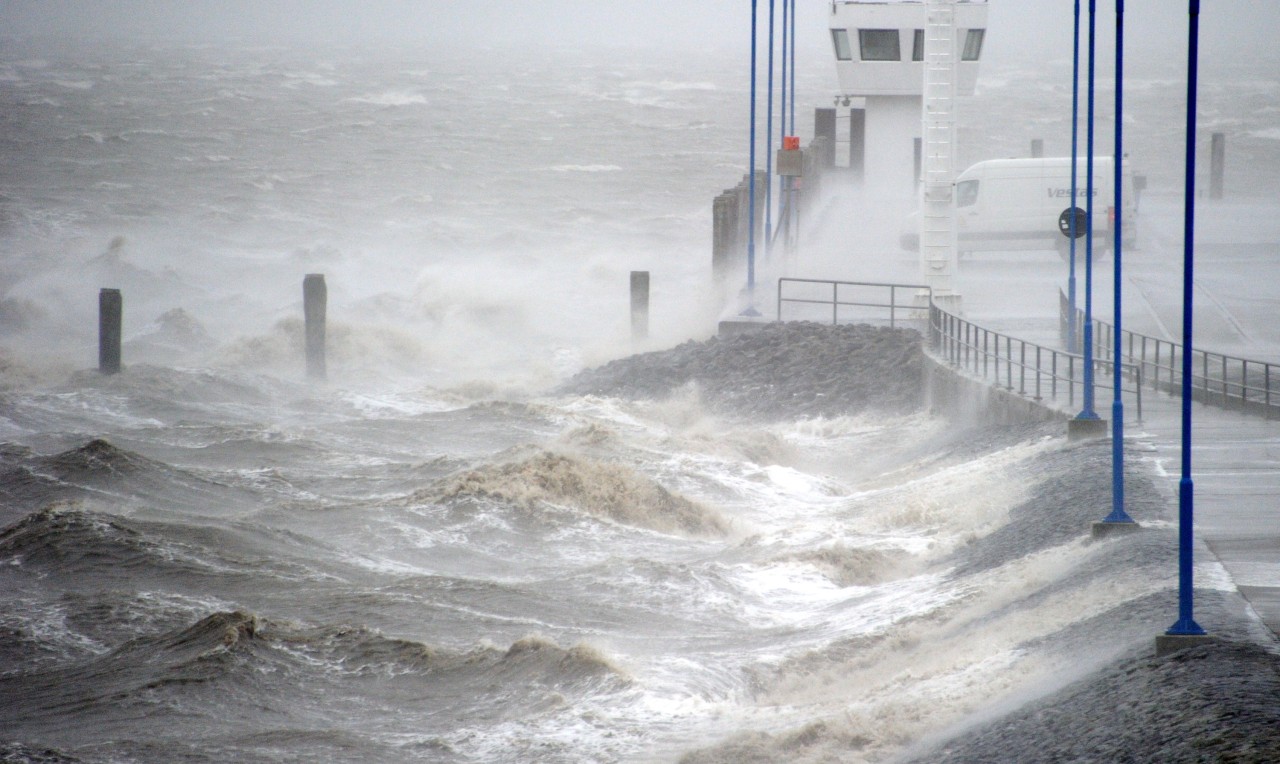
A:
[828,0,987,198]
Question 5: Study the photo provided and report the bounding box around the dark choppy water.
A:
[0,35,1275,764]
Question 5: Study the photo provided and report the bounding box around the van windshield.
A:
[956,179,979,207]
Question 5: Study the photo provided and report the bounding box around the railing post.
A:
[1052,351,1059,399]
[1006,336,1013,390]
[1029,348,1039,401]
[1020,341,1027,395]
[1069,355,1076,407]
[832,282,838,325]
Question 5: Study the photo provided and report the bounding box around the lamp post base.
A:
[1068,416,1109,441]
[1154,633,1215,657]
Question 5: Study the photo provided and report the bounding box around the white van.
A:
[901,156,1138,256]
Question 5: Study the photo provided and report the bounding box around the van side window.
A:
[956,179,979,207]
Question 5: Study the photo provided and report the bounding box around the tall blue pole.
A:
[1104,0,1134,525]
[1077,0,1099,421]
[1168,0,1205,638]
[789,0,796,135]
[744,0,759,315]
[765,0,775,257]
[1068,0,1081,354]
[779,0,789,240]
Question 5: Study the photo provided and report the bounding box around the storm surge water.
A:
[0,38,1272,764]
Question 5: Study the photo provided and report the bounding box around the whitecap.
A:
[348,91,428,107]
[548,164,623,173]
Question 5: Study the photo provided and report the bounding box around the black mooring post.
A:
[630,271,650,341]
[303,273,326,380]
[98,288,122,375]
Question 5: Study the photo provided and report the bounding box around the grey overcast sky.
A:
[2,1,1277,67]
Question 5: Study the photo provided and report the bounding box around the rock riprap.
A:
[559,322,924,420]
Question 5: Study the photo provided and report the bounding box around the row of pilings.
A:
[96,274,329,380]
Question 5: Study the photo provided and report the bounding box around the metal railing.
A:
[1061,289,1280,418]
[774,277,1143,421]
[934,302,1143,421]
[777,278,930,328]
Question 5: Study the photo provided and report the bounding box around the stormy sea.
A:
[3,37,1280,763]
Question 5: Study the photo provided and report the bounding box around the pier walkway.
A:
[787,190,1280,642]
[952,195,1280,641]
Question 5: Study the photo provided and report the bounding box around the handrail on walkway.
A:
[777,278,930,328]
[1061,289,1280,418]
[775,277,1144,421]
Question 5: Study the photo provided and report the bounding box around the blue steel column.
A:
[776,0,789,246]
[1168,0,1205,637]
[765,0,775,257]
[1067,0,1081,354]
[789,0,796,135]
[788,0,797,242]
[1104,0,1134,525]
[1077,0,1099,421]
[743,0,761,316]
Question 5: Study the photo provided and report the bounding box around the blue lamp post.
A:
[743,0,761,317]
[1167,0,1207,640]
[765,0,775,258]
[1077,0,1099,423]
[1067,0,1081,355]
[1101,0,1135,526]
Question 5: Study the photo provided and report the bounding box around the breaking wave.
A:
[426,449,729,536]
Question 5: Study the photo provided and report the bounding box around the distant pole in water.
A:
[742,0,761,316]
[1067,0,1081,355]
[303,273,327,381]
[1031,138,1044,158]
[1077,0,1099,422]
[1209,131,1225,200]
[1103,0,1135,526]
[630,271,650,341]
[98,288,122,375]
[1168,0,1207,639]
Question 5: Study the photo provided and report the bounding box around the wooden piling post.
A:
[98,288,122,375]
[630,271,649,341]
[303,273,326,380]
[1031,138,1044,158]
[1210,132,1225,200]
[712,193,734,283]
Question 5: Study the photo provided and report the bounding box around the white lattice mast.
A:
[920,0,960,303]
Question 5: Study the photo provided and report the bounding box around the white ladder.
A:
[920,0,959,301]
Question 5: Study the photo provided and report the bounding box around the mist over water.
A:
[0,30,1275,764]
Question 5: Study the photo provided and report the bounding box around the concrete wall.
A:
[923,352,1068,427]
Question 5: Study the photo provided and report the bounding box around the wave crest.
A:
[430,450,728,536]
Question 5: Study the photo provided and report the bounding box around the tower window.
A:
[858,29,901,61]
[963,29,985,61]
[832,29,853,61]
[912,29,924,61]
